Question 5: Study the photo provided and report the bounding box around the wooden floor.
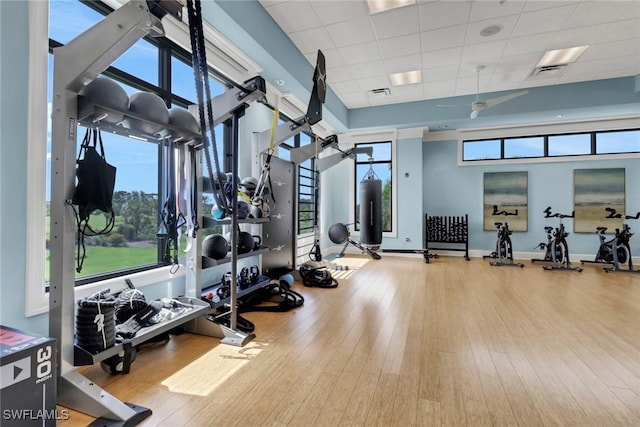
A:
[59,255,640,426]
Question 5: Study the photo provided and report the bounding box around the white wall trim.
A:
[25,0,50,317]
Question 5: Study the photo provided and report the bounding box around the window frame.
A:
[353,141,394,234]
[456,117,640,166]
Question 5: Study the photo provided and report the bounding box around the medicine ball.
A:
[239,177,258,197]
[168,107,199,141]
[80,77,129,124]
[279,273,294,289]
[238,231,254,254]
[202,234,228,260]
[210,204,226,220]
[237,199,250,219]
[328,223,349,244]
[127,91,169,134]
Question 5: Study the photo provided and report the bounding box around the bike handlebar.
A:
[605,207,640,220]
[543,206,574,218]
[492,205,518,216]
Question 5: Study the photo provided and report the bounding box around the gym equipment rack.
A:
[424,213,470,263]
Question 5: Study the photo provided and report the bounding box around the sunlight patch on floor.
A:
[325,256,369,279]
[161,341,267,396]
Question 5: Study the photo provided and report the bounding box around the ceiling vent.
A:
[529,64,569,79]
[368,88,392,100]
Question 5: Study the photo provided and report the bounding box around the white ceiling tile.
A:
[469,0,525,22]
[548,23,606,51]
[326,65,354,83]
[564,1,631,29]
[310,0,368,26]
[460,39,508,64]
[338,42,382,65]
[330,80,360,95]
[422,65,460,83]
[465,15,519,45]
[378,34,421,59]
[326,16,376,47]
[357,75,393,92]
[421,25,468,52]
[522,1,579,13]
[503,33,556,57]
[264,1,322,33]
[581,38,640,61]
[339,92,369,108]
[422,47,463,69]
[370,4,420,39]
[600,54,640,74]
[392,83,425,102]
[384,54,423,74]
[348,60,387,79]
[424,80,456,100]
[418,1,473,31]
[288,26,336,54]
[598,19,640,44]
[512,4,577,37]
[621,1,640,19]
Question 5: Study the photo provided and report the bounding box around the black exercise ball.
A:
[328,223,349,244]
[202,234,228,260]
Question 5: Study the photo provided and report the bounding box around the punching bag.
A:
[359,177,382,247]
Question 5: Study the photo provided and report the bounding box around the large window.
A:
[463,129,640,162]
[47,0,229,284]
[354,141,392,233]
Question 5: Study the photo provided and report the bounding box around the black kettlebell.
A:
[238,231,254,254]
[252,235,262,251]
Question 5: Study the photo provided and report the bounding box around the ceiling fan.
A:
[439,65,529,119]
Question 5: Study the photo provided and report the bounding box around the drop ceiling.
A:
[259,0,640,111]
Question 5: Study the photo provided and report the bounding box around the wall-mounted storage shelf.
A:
[202,245,270,269]
[201,276,271,308]
[73,296,209,367]
[76,95,201,144]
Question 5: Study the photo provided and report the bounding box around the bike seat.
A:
[596,227,607,233]
[544,226,553,232]
[494,222,503,227]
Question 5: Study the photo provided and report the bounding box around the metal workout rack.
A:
[424,213,470,263]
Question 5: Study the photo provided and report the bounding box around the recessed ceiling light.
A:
[274,79,285,87]
[480,25,503,37]
[537,46,589,67]
[390,70,421,86]
[367,0,415,15]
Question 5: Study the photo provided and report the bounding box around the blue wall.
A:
[0,1,47,334]
[422,139,640,257]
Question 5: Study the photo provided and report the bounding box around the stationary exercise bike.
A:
[580,207,625,266]
[531,207,582,272]
[601,208,640,274]
[483,205,524,267]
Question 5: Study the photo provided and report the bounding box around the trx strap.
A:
[186,0,228,216]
